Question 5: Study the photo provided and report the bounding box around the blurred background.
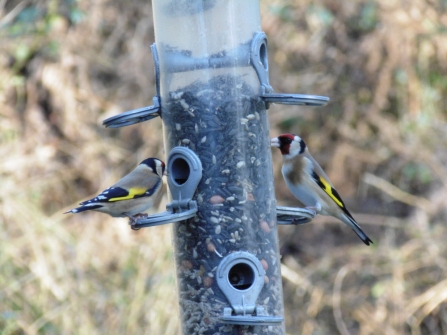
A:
[1,0,447,334]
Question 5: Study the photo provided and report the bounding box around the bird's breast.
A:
[282,157,305,185]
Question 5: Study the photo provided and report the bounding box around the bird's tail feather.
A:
[340,214,373,246]
[64,204,102,214]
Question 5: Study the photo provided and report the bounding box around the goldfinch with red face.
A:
[65,158,165,223]
[271,134,372,245]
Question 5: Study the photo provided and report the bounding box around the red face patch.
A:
[278,134,295,155]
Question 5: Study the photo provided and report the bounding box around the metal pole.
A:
[152,1,285,334]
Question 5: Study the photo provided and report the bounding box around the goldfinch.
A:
[65,158,165,223]
[271,134,372,245]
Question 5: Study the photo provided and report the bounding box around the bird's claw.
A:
[128,213,149,230]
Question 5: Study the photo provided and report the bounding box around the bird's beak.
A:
[270,137,280,148]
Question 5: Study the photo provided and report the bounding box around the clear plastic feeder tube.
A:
[153,1,285,334]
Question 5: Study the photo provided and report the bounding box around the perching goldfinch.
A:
[65,158,165,223]
[271,134,372,245]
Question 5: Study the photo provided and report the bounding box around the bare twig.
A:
[333,265,351,335]
[0,0,30,27]
[405,279,447,319]
[311,212,407,228]
[281,263,312,292]
[363,173,433,213]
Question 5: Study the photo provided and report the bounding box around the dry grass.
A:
[1,0,447,334]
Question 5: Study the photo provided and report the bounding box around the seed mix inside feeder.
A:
[164,74,284,333]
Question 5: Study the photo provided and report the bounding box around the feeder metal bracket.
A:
[249,32,329,108]
[216,251,284,326]
[250,32,273,95]
[222,307,284,326]
[103,33,329,128]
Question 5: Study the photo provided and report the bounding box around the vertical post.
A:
[153,1,285,334]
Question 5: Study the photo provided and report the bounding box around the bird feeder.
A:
[104,1,328,334]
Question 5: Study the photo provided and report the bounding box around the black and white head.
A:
[140,158,165,178]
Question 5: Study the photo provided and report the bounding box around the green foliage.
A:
[359,2,378,31]
[307,4,334,27]
[402,163,433,185]
[268,4,294,23]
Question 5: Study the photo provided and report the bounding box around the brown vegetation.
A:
[1,0,447,334]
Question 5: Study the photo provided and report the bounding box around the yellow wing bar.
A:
[312,172,344,208]
[108,187,147,202]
